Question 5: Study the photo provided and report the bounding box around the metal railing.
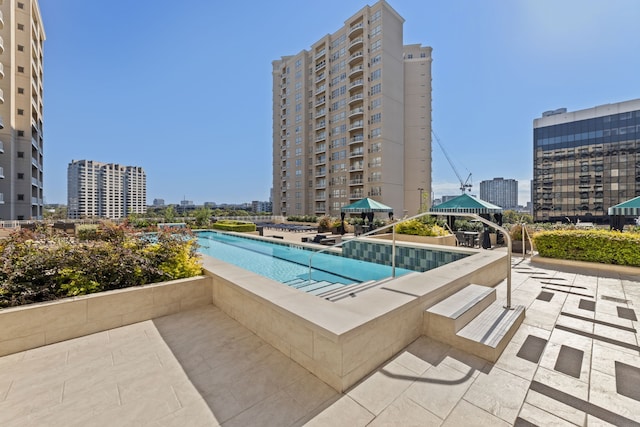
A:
[308,210,514,309]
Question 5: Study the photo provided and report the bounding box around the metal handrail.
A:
[307,210,513,309]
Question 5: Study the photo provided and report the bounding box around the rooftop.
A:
[1,232,639,426]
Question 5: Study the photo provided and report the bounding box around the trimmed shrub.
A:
[211,220,256,232]
[395,219,448,237]
[533,229,640,267]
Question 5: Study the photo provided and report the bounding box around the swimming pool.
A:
[196,231,415,294]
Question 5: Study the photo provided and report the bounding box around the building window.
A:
[420,52,427,58]
[371,54,382,65]
[17,66,24,73]
[18,88,24,94]
[17,151,24,158]
[17,2,24,9]
[371,83,381,95]
[17,109,24,115]
[407,53,413,59]
[17,45,24,52]
[17,130,24,137]
[371,40,382,52]
[17,173,24,179]
[371,69,381,81]
[371,113,382,124]
[17,194,24,201]
[17,23,24,31]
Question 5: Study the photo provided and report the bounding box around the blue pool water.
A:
[196,231,414,289]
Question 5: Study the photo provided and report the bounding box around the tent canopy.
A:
[341,197,393,213]
[430,193,503,214]
[608,196,640,216]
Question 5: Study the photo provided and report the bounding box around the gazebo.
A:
[340,198,394,233]
[430,193,504,248]
[608,195,640,231]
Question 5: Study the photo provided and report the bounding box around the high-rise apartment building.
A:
[480,177,518,210]
[0,0,45,220]
[67,160,146,219]
[272,0,431,218]
[533,99,640,223]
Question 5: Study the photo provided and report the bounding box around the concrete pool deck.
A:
[1,235,639,425]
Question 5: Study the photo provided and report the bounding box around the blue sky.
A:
[40,0,640,205]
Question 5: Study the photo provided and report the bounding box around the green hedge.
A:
[533,229,640,266]
[394,219,448,237]
[212,220,256,232]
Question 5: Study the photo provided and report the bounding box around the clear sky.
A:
[40,0,640,206]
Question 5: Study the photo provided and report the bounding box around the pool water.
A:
[196,231,414,291]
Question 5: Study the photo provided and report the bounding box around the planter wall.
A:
[371,233,457,247]
[0,276,213,357]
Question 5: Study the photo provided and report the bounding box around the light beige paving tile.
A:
[586,414,620,426]
[150,403,221,427]
[283,371,338,414]
[347,360,417,416]
[402,362,475,419]
[493,335,542,381]
[593,323,639,347]
[591,342,640,376]
[517,402,577,426]
[462,366,529,424]
[402,336,451,367]
[223,389,309,427]
[589,368,640,423]
[522,306,560,331]
[443,398,510,427]
[390,348,431,375]
[439,347,489,378]
[303,395,375,427]
[526,367,587,425]
[368,394,442,427]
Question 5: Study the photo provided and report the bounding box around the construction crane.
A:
[431,129,472,193]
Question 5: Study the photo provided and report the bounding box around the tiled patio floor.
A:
[1,253,639,426]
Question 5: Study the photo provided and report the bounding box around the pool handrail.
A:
[308,210,513,309]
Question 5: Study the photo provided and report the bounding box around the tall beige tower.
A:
[272,0,431,218]
[0,0,45,220]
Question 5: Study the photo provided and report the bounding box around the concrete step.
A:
[308,283,344,295]
[317,280,380,301]
[297,280,335,292]
[456,302,526,362]
[424,284,496,342]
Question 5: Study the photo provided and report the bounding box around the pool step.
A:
[318,280,382,302]
[424,284,525,362]
[284,278,347,295]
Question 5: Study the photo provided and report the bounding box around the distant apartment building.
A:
[272,0,432,218]
[533,99,640,223]
[252,200,272,213]
[0,0,45,220]
[479,177,518,210]
[152,198,165,207]
[67,160,146,219]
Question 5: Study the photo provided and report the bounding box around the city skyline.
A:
[40,0,640,206]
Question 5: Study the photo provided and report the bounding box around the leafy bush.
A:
[286,215,317,223]
[533,229,640,266]
[395,219,448,237]
[318,216,332,230]
[76,224,99,240]
[0,224,202,308]
[211,220,256,232]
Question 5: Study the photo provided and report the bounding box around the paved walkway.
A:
[1,252,639,425]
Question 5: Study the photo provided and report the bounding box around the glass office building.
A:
[533,99,640,223]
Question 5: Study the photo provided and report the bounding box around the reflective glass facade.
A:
[533,103,640,223]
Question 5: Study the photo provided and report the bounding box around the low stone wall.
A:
[201,249,506,392]
[370,233,457,247]
[0,276,213,357]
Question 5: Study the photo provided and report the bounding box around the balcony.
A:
[315,192,326,200]
[350,135,364,144]
[315,144,326,153]
[316,107,326,117]
[349,79,364,90]
[349,162,364,172]
[349,178,364,186]
[348,93,364,105]
[349,149,364,158]
[350,192,364,200]
[0,140,3,153]
[349,107,365,118]
[348,37,363,51]
[316,156,326,165]
[316,132,326,142]
[0,36,4,54]
[0,88,4,104]
[0,10,3,29]
[0,62,4,79]
[316,169,326,177]
[316,180,326,189]
[0,192,3,203]
[314,49,326,60]
[316,73,326,83]
[316,120,326,130]
[348,22,364,36]
[349,120,364,131]
[348,51,363,65]
[349,64,364,77]
[0,166,3,178]
[316,97,326,106]
[315,61,326,71]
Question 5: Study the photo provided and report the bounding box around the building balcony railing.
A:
[349,64,364,77]
[314,49,326,59]
[348,37,364,50]
[348,93,363,105]
[316,73,326,83]
[349,107,365,117]
[0,62,4,79]
[349,163,364,172]
[349,149,364,158]
[316,133,326,142]
[0,140,3,153]
[0,166,3,178]
[316,108,326,117]
[316,121,326,130]
[0,192,3,203]
[316,97,326,106]
[316,157,326,165]
[349,178,364,185]
[315,61,326,71]
[316,144,326,153]
[0,36,4,54]
[348,22,364,36]
[349,135,364,144]
[349,79,364,90]
[349,120,364,131]
[315,85,326,95]
[350,192,364,200]
[348,51,363,65]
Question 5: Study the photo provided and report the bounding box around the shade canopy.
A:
[341,197,393,213]
[430,193,503,214]
[607,196,640,216]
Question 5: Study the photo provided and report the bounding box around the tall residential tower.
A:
[67,160,147,220]
[272,0,431,218]
[480,177,518,210]
[0,0,45,220]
